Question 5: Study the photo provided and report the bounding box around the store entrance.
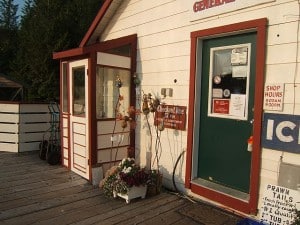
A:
[196,32,257,197]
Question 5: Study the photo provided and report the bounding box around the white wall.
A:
[99,0,300,216]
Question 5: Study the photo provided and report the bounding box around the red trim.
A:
[89,52,97,166]
[185,35,197,189]
[79,0,114,47]
[186,18,267,215]
[53,48,85,60]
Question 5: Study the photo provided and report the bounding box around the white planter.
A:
[113,185,147,203]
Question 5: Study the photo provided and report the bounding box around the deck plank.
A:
[0,151,244,225]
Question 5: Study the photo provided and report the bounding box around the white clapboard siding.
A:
[19,142,41,152]
[97,146,128,164]
[0,113,19,123]
[19,113,51,124]
[97,132,130,149]
[98,0,300,217]
[0,103,55,152]
[0,133,19,143]
[19,123,51,133]
[0,123,18,133]
[0,103,19,113]
[19,104,50,113]
[97,120,130,134]
[0,142,18,152]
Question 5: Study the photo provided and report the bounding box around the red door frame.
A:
[185,18,267,214]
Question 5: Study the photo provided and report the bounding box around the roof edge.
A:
[79,0,114,48]
[52,47,84,60]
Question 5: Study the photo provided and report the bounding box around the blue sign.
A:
[262,113,300,154]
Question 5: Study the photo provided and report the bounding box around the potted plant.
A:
[100,158,149,203]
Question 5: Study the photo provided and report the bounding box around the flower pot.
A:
[113,185,147,204]
[146,172,163,197]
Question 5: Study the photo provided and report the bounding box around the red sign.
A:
[154,105,186,130]
[193,0,235,12]
[213,99,230,114]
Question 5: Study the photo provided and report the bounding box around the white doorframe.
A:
[69,59,89,179]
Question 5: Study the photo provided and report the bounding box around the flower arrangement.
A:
[100,158,149,197]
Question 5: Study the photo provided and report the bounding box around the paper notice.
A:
[229,94,246,117]
[232,65,248,78]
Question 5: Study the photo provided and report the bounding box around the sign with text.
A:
[264,83,284,111]
[189,0,275,21]
[259,184,299,225]
[262,113,300,154]
[154,105,186,130]
[213,99,230,114]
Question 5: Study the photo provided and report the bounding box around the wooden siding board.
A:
[97,120,130,134]
[0,123,18,133]
[19,104,50,113]
[0,133,18,142]
[0,143,18,152]
[0,114,19,123]
[19,133,48,143]
[97,133,130,149]
[136,56,190,73]
[0,103,19,113]
[97,146,127,163]
[265,63,299,83]
[19,142,41,152]
[19,123,51,133]
[19,114,51,123]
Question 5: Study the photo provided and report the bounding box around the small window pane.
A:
[96,66,130,119]
[62,63,68,112]
[73,66,85,116]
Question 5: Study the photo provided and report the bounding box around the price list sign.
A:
[259,184,300,225]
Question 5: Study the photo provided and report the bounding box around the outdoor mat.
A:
[177,201,244,225]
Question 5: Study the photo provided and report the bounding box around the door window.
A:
[208,44,251,121]
[72,66,85,116]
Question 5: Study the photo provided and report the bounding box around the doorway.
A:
[186,19,267,214]
[196,33,256,197]
[69,59,89,179]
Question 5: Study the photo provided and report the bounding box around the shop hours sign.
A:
[259,184,300,225]
[263,84,284,111]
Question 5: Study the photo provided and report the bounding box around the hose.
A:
[172,150,185,194]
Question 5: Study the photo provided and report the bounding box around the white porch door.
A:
[69,59,89,179]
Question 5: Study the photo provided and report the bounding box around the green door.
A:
[198,32,256,193]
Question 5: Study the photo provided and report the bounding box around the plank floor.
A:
[0,151,244,225]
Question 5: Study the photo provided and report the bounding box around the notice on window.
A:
[259,184,300,225]
[229,94,246,117]
[213,99,230,114]
[231,47,248,65]
[232,65,248,78]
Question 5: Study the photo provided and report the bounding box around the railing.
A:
[0,102,54,152]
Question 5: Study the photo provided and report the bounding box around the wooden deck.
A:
[0,151,244,225]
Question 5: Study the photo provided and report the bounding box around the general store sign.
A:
[262,113,300,154]
[190,0,275,21]
[259,184,300,225]
[154,105,186,130]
